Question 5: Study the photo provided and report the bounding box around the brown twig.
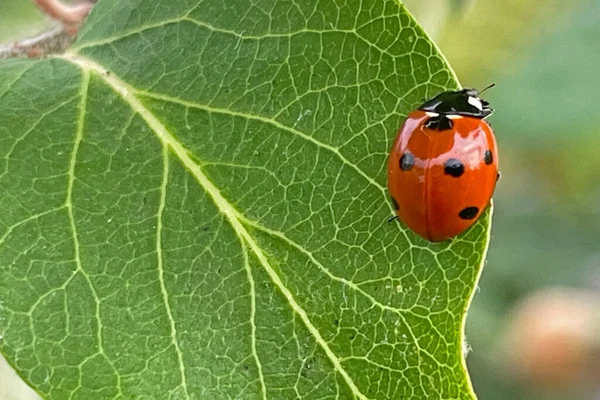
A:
[34,0,94,26]
[0,0,95,59]
[0,25,71,59]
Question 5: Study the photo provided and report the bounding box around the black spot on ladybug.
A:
[459,206,479,220]
[484,150,493,165]
[399,153,415,171]
[391,197,400,210]
[425,114,454,130]
[444,158,464,177]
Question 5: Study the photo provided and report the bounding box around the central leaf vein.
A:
[62,54,369,400]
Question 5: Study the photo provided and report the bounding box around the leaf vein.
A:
[240,240,267,399]
[239,217,430,366]
[62,53,370,400]
[156,145,190,398]
[67,69,123,394]
[135,91,388,194]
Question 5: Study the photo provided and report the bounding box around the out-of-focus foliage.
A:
[438,0,581,87]
[403,0,474,40]
[0,1,45,42]
[490,0,600,145]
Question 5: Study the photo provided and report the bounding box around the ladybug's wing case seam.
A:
[387,89,498,242]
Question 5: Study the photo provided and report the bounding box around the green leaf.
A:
[0,0,492,398]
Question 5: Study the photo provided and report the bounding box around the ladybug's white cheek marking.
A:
[468,96,483,111]
[425,112,439,117]
[446,114,463,120]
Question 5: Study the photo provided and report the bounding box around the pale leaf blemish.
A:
[293,109,312,127]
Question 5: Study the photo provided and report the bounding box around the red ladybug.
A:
[387,87,499,242]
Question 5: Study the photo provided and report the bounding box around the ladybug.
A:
[387,87,499,242]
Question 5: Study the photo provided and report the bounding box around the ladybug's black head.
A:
[418,88,493,119]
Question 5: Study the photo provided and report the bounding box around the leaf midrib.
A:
[62,53,369,400]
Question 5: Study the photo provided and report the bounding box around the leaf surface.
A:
[0,0,491,398]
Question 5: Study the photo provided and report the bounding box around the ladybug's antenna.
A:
[479,83,496,94]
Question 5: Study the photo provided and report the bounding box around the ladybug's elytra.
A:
[387,87,499,242]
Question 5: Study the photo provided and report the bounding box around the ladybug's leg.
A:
[387,215,399,224]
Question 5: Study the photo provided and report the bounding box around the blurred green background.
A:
[1,0,598,399]
[0,1,47,42]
